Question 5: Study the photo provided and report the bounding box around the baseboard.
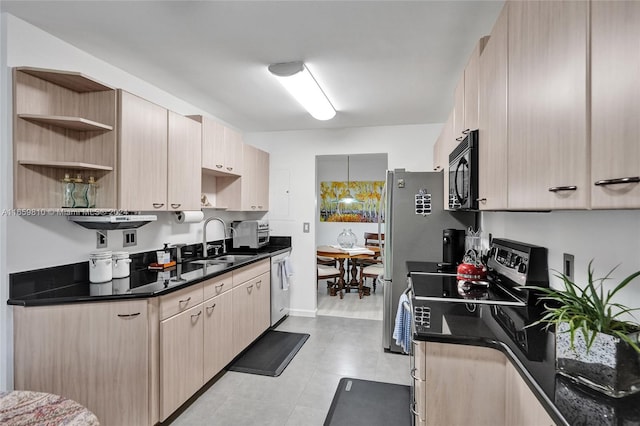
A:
[289,308,317,318]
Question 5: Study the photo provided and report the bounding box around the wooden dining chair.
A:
[317,264,342,298]
[360,232,384,292]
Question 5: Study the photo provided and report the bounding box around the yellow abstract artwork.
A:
[319,181,385,222]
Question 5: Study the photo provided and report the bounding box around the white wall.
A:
[245,124,440,317]
[316,154,387,247]
[0,14,260,390]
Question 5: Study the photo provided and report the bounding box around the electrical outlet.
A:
[563,253,575,281]
[96,231,108,249]
[123,230,137,247]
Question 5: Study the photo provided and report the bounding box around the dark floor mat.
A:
[228,330,309,377]
[324,378,411,426]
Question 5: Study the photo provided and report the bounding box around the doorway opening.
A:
[315,153,388,320]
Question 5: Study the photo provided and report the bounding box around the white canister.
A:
[89,250,112,283]
[112,251,131,278]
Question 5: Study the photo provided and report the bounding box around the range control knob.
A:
[517,262,527,274]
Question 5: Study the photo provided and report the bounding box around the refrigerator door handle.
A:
[382,278,392,349]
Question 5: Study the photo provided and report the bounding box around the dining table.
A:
[316,245,381,298]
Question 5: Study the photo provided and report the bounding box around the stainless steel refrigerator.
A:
[380,169,475,353]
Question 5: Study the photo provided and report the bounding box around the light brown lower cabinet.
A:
[13,300,150,426]
[232,271,271,355]
[203,290,234,382]
[414,341,556,426]
[159,303,205,421]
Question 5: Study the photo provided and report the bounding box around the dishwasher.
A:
[270,250,292,326]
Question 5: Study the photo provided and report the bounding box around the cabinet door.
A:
[464,39,483,132]
[591,1,640,208]
[119,90,168,211]
[478,4,509,210]
[14,300,149,426]
[201,116,225,172]
[232,279,256,354]
[452,75,465,138]
[168,111,202,211]
[425,342,505,426]
[441,111,455,210]
[241,144,258,211]
[507,1,588,210]
[203,291,234,382]
[253,271,271,335]
[160,303,204,421]
[255,148,270,211]
[505,362,555,426]
[224,126,243,176]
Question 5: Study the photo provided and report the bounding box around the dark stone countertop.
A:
[8,237,291,307]
[408,261,640,426]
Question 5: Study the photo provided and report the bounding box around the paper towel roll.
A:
[175,210,204,224]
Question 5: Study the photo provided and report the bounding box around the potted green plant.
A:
[527,261,640,398]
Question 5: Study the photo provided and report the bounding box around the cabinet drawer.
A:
[232,259,270,287]
[159,284,204,321]
[203,272,232,300]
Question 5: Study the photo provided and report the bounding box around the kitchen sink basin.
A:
[189,254,255,265]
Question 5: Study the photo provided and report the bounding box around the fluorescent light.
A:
[268,61,336,121]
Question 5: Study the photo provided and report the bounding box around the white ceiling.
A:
[1,1,504,132]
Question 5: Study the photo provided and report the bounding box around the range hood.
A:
[67,214,157,230]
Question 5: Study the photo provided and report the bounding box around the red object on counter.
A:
[457,262,487,281]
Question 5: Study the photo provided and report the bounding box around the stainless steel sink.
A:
[189,254,255,265]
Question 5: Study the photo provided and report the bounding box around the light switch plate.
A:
[563,253,574,281]
[123,230,137,247]
[303,222,310,233]
[96,231,107,249]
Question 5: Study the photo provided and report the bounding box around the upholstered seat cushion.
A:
[362,264,384,276]
[318,265,341,277]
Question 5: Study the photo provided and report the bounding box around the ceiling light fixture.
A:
[339,155,361,204]
[268,61,336,121]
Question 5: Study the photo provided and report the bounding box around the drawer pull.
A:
[247,285,254,293]
[256,280,262,288]
[191,311,202,319]
[206,303,216,313]
[226,167,233,171]
[117,312,141,318]
[179,297,192,306]
[171,203,181,209]
[594,176,640,186]
[152,203,165,208]
[216,164,223,169]
[216,283,224,289]
[455,136,464,141]
[476,197,487,203]
[548,186,577,192]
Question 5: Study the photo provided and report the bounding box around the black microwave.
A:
[448,129,479,210]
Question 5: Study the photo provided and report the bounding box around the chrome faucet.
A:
[202,217,227,258]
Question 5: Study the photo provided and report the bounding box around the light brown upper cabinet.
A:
[217,143,270,212]
[12,67,117,209]
[118,90,168,211]
[197,115,242,177]
[507,0,589,210]
[453,38,488,139]
[453,75,466,138]
[478,4,509,210]
[590,1,640,209]
[438,111,455,210]
[167,112,202,211]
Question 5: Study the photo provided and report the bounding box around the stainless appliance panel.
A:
[382,169,475,353]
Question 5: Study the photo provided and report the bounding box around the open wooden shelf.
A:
[17,67,113,93]
[18,114,113,131]
[18,160,114,171]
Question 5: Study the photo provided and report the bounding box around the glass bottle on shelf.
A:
[86,176,97,208]
[72,174,88,208]
[61,173,74,208]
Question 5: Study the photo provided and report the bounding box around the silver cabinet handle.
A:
[256,280,262,288]
[455,136,464,141]
[247,284,254,293]
[476,197,487,203]
[191,310,202,319]
[410,367,420,381]
[153,203,165,208]
[462,129,470,134]
[206,303,216,313]
[548,186,577,192]
[117,312,141,318]
[171,203,181,209]
[258,206,263,209]
[226,167,233,171]
[216,164,223,169]
[251,206,257,210]
[215,283,224,292]
[594,176,640,186]
[179,297,191,306]
[410,402,420,417]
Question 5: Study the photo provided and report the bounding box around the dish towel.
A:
[392,293,412,354]
[280,256,293,290]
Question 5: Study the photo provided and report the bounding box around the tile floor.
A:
[316,278,383,321]
[170,315,409,426]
